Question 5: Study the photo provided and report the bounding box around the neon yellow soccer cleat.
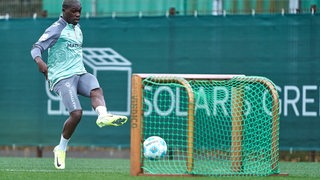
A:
[96,114,128,128]
[53,146,66,170]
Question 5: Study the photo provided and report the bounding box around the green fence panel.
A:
[0,15,319,150]
[41,0,320,17]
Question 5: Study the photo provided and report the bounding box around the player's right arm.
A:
[34,56,48,80]
[31,21,62,79]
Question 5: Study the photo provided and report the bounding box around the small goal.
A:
[130,74,280,176]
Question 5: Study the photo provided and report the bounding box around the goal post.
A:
[130,74,280,176]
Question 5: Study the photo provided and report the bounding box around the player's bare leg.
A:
[62,110,82,139]
[90,88,128,127]
[90,88,106,108]
[54,110,82,169]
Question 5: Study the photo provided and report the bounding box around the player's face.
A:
[63,3,82,25]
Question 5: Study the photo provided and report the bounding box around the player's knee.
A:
[90,88,103,97]
[70,110,82,122]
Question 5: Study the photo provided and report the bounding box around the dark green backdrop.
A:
[0,15,319,150]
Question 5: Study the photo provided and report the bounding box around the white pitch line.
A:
[3,169,58,173]
[1,169,110,173]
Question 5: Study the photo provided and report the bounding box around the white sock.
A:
[95,106,108,116]
[57,135,69,151]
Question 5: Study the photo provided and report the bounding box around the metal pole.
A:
[91,0,96,17]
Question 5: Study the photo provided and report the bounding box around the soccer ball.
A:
[143,136,167,160]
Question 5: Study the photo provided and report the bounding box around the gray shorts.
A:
[53,73,100,113]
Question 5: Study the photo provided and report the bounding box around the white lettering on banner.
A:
[144,86,153,116]
[176,88,187,116]
[195,87,210,116]
[213,87,229,116]
[153,86,175,116]
[144,85,266,117]
[282,85,300,116]
[144,86,188,117]
[244,86,252,116]
[302,86,317,117]
[144,85,320,118]
[263,89,272,116]
[277,85,318,117]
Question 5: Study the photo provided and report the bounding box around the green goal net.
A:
[132,74,280,176]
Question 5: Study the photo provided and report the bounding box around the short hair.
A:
[62,0,81,9]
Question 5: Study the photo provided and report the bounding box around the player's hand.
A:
[35,57,48,80]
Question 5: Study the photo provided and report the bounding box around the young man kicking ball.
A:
[30,0,127,169]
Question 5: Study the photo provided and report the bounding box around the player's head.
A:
[62,0,82,25]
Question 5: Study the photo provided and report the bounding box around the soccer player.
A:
[30,0,128,169]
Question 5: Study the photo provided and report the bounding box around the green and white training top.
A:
[31,17,87,90]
